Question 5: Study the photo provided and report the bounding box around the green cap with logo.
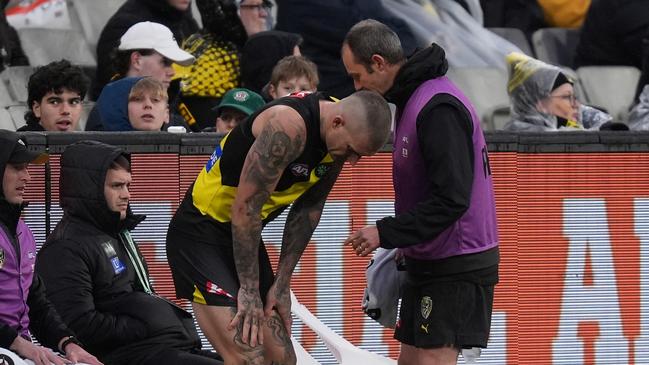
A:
[214,88,265,116]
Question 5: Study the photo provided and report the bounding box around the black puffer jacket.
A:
[92,0,199,100]
[35,141,202,365]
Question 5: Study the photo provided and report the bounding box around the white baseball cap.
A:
[118,21,195,66]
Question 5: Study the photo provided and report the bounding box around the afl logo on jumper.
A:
[0,248,4,269]
[290,163,309,178]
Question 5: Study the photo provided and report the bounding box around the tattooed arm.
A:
[229,106,306,347]
[264,158,344,334]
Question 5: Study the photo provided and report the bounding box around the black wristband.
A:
[60,336,83,354]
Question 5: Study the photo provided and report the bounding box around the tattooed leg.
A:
[264,310,296,365]
[192,303,267,364]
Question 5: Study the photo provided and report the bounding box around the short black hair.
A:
[25,60,90,125]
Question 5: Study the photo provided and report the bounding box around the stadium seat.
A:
[0,66,34,103]
[0,108,17,131]
[67,0,126,52]
[7,104,28,129]
[532,28,580,69]
[77,101,95,131]
[488,27,534,57]
[17,28,96,67]
[0,78,15,107]
[446,67,510,131]
[577,66,641,122]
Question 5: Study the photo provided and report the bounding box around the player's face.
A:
[326,120,371,166]
[341,44,391,95]
[104,167,131,221]
[2,163,30,205]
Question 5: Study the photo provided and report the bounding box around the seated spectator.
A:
[17,60,89,132]
[0,0,29,73]
[0,130,102,365]
[35,141,223,365]
[203,87,264,133]
[177,0,271,131]
[537,0,590,28]
[97,77,169,131]
[240,30,303,96]
[574,0,649,69]
[93,0,198,100]
[267,55,319,100]
[503,52,612,131]
[86,21,195,131]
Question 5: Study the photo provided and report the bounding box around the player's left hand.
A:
[64,343,103,365]
[264,282,293,336]
[344,225,380,257]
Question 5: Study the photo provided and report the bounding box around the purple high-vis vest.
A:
[0,220,36,339]
[393,76,498,260]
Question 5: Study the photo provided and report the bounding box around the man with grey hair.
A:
[343,19,499,365]
[166,90,391,365]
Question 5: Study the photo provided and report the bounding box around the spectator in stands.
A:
[479,0,547,39]
[85,21,195,131]
[341,19,499,365]
[0,130,103,365]
[202,87,264,133]
[275,0,419,98]
[628,85,649,130]
[537,0,590,28]
[267,55,319,100]
[503,52,612,132]
[35,140,223,365]
[176,0,271,131]
[93,0,199,100]
[574,0,649,69]
[0,0,28,73]
[240,30,302,96]
[17,60,90,132]
[97,77,170,132]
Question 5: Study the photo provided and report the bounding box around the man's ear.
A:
[371,54,387,72]
[130,51,142,72]
[332,115,345,129]
[32,100,41,118]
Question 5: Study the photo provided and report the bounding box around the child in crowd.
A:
[97,77,169,131]
[203,87,264,134]
[267,55,319,100]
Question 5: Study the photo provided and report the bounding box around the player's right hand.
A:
[229,287,265,347]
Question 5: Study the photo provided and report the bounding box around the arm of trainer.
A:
[267,158,344,334]
[229,105,306,347]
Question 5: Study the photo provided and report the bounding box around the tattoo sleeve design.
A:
[233,117,305,289]
[275,159,344,288]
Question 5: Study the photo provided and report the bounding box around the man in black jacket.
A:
[35,141,222,365]
[0,130,101,365]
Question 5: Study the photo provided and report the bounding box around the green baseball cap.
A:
[214,88,265,116]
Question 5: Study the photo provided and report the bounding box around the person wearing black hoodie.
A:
[92,0,199,100]
[35,141,222,365]
[342,20,499,365]
[0,130,102,365]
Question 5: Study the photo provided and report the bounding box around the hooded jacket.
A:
[92,0,199,100]
[503,52,611,131]
[0,131,72,350]
[35,141,202,365]
[377,44,499,274]
[97,77,143,131]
